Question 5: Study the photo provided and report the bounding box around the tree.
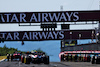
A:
[0,44,25,56]
[36,48,44,53]
[3,44,7,50]
[36,48,47,55]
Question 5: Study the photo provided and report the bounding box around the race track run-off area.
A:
[1,61,100,67]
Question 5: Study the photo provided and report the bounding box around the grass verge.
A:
[0,56,7,61]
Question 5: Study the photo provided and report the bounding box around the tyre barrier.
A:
[61,54,92,62]
[62,55,100,64]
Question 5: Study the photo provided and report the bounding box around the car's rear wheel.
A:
[44,56,49,64]
[25,57,31,64]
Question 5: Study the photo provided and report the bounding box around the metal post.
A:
[97,1,100,50]
[60,6,65,24]
[99,21,100,32]
[99,1,100,32]
[60,5,63,11]
[95,28,98,42]
[54,28,55,31]
[70,32,72,40]
[79,34,81,45]
[91,30,94,43]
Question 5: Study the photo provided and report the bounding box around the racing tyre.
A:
[44,56,49,64]
[91,59,95,64]
[25,57,30,64]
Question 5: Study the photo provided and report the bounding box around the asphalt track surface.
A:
[0,61,100,67]
[0,61,67,67]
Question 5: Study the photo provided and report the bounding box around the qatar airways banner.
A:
[0,10,100,23]
[0,30,95,41]
[0,31,64,41]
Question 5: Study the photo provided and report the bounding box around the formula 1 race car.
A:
[21,52,49,64]
[7,52,22,61]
